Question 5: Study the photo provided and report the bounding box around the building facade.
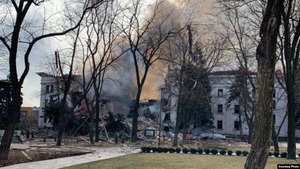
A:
[37,72,81,127]
[162,70,298,138]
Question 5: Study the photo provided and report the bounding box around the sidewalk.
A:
[2,146,140,169]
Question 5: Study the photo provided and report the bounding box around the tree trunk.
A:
[93,73,101,143]
[272,122,279,153]
[95,99,100,142]
[56,120,64,146]
[173,91,183,147]
[282,0,297,159]
[0,2,26,159]
[245,56,276,169]
[172,104,181,147]
[172,73,184,147]
[0,89,21,161]
[182,108,188,141]
[56,106,69,146]
[56,81,71,146]
[84,97,94,144]
[239,111,243,139]
[286,85,296,158]
[131,86,142,142]
[89,113,94,144]
[244,1,283,168]
[88,100,94,144]
[287,96,296,159]
[56,112,65,146]
[247,123,253,144]
[182,122,187,141]
[247,101,255,144]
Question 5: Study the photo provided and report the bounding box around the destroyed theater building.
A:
[36,69,300,140]
[37,72,159,128]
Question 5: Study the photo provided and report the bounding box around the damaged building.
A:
[37,72,159,129]
[37,72,82,127]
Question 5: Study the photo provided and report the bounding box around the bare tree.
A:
[119,0,189,141]
[244,0,284,168]
[0,0,103,160]
[278,0,300,159]
[220,0,300,159]
[79,1,126,143]
[55,25,82,146]
[217,0,265,144]
[40,26,85,146]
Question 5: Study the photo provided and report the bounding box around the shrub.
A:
[157,147,163,153]
[162,147,169,153]
[269,152,273,156]
[242,151,249,156]
[197,148,203,154]
[274,151,279,157]
[236,150,242,156]
[105,112,129,133]
[145,147,151,153]
[211,149,218,155]
[114,134,119,144]
[141,147,151,153]
[152,147,158,153]
[183,148,190,154]
[175,148,181,153]
[190,148,197,154]
[228,150,233,156]
[121,137,125,143]
[280,152,287,158]
[168,148,175,153]
[141,147,147,153]
[204,149,211,155]
[219,150,226,155]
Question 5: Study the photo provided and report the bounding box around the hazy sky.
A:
[0,0,69,107]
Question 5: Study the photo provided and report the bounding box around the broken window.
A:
[234,121,240,130]
[163,113,171,122]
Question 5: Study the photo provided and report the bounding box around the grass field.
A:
[63,153,300,169]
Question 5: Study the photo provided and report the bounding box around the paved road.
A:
[2,146,140,169]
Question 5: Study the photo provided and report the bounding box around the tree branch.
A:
[10,0,18,11]
[0,36,11,51]
[19,1,103,85]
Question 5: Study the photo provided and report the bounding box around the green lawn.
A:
[63,153,300,169]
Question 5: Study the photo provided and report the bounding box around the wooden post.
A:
[99,109,109,141]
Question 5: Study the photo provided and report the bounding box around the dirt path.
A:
[2,146,140,169]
